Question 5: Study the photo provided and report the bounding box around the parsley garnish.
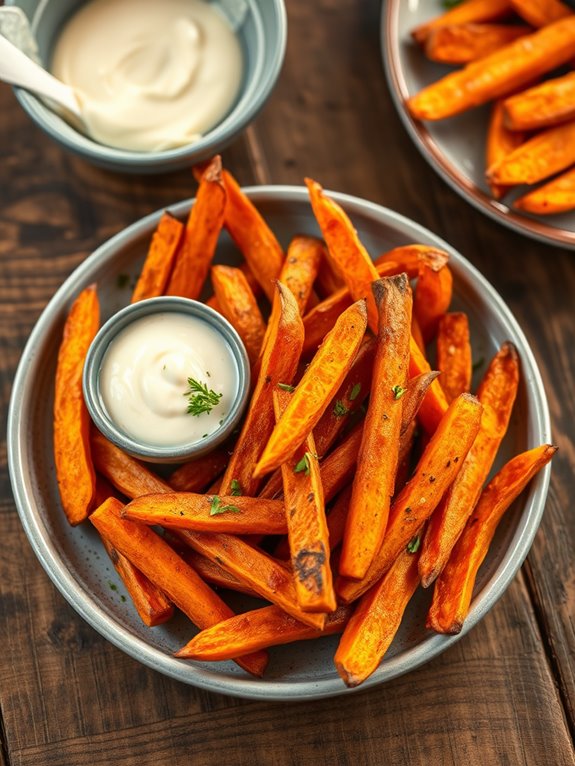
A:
[294,452,313,476]
[349,383,362,401]
[392,384,407,400]
[333,400,349,417]
[278,382,295,392]
[230,479,242,496]
[209,495,241,516]
[407,535,421,554]
[184,377,222,416]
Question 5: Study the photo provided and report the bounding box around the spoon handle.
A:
[0,34,81,118]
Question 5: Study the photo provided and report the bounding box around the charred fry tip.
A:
[201,154,223,183]
[499,340,519,360]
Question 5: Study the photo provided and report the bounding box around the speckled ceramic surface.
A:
[7,187,552,700]
[383,0,575,249]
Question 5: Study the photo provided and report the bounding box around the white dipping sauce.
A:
[100,313,236,447]
[51,0,243,151]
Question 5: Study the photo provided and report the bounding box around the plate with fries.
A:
[383,0,575,249]
[8,177,553,700]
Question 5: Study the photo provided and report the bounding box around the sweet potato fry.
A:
[91,430,172,498]
[122,492,287,535]
[219,282,304,496]
[165,156,226,299]
[487,118,575,185]
[306,178,380,332]
[374,244,449,276]
[274,390,336,613]
[486,98,525,199]
[413,264,453,344]
[334,546,420,688]
[54,284,99,525]
[210,264,266,366]
[99,534,174,627]
[90,498,268,676]
[340,276,413,580]
[514,165,575,214]
[177,604,351,661]
[411,315,425,352]
[168,448,229,492]
[436,312,472,402]
[409,335,450,434]
[427,444,557,634]
[221,170,284,301]
[411,0,512,45]
[314,247,345,297]
[337,392,483,604]
[280,235,323,314]
[509,0,571,27]
[173,530,326,629]
[253,299,368,477]
[407,18,575,121]
[503,71,575,131]
[424,23,530,65]
[418,342,520,587]
[130,213,183,303]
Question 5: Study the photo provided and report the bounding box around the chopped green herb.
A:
[202,433,208,439]
[116,273,130,289]
[184,377,222,417]
[278,382,295,392]
[349,383,362,401]
[209,495,241,516]
[333,400,349,417]
[230,479,242,496]
[294,452,312,476]
[472,357,485,373]
[407,535,421,554]
[392,384,407,400]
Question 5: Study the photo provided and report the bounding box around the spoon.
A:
[0,34,83,129]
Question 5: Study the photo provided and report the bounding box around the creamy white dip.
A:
[99,312,236,447]
[51,0,243,151]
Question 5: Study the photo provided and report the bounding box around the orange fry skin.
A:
[275,391,336,613]
[509,0,571,27]
[424,23,530,65]
[408,18,575,121]
[211,264,266,366]
[219,282,304,496]
[99,534,174,627]
[280,235,324,314]
[168,449,229,492]
[306,177,380,333]
[411,0,512,45]
[419,342,520,587]
[130,213,184,303]
[166,156,226,300]
[409,335,450,434]
[374,244,449,276]
[486,99,525,199]
[253,299,368,478]
[514,165,575,215]
[413,264,453,344]
[177,604,351,661]
[427,444,557,634]
[340,275,413,581]
[503,71,575,131]
[334,547,420,688]
[54,284,100,525]
[436,312,472,402]
[337,392,483,604]
[90,499,268,677]
[122,492,287,535]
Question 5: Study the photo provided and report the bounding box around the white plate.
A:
[383,0,575,249]
[8,186,552,700]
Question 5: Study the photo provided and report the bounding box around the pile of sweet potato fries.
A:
[407,0,575,215]
[53,156,555,687]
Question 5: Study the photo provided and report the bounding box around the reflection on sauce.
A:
[99,312,236,447]
[52,0,243,151]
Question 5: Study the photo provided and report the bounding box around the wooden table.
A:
[1,2,574,764]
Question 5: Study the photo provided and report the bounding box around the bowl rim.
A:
[7,185,552,700]
[8,0,287,170]
[382,0,575,250]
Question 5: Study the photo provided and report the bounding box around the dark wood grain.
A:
[1,0,574,764]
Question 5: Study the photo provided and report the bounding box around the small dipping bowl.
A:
[83,297,250,463]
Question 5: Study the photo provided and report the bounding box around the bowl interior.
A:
[8,187,551,700]
[8,0,286,171]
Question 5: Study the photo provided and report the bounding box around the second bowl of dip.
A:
[83,297,250,462]
[7,0,287,173]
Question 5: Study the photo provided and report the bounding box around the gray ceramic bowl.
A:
[7,0,287,173]
[83,297,250,463]
[7,187,552,700]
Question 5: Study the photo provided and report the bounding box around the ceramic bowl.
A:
[7,186,552,700]
[7,0,287,173]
